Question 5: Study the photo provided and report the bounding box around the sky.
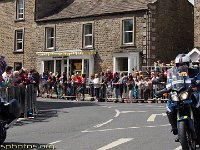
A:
[188,0,194,5]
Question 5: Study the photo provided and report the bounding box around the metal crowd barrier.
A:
[0,84,37,118]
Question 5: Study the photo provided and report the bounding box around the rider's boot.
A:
[166,111,178,135]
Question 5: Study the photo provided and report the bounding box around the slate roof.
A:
[37,0,156,21]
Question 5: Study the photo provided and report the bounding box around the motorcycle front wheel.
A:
[178,121,196,150]
[0,123,6,144]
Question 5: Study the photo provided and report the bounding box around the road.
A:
[2,98,186,150]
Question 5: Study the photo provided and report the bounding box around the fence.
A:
[0,84,37,118]
[40,81,168,103]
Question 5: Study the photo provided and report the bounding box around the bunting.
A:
[36,50,96,57]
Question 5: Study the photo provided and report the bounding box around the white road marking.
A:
[82,124,170,133]
[49,140,62,145]
[114,109,120,117]
[93,109,120,128]
[147,114,157,122]
[94,119,113,128]
[121,111,146,113]
[97,138,134,150]
[174,146,182,150]
[147,113,166,122]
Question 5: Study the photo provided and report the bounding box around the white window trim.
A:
[45,27,55,50]
[122,19,134,45]
[83,23,93,48]
[14,29,24,52]
[16,0,24,20]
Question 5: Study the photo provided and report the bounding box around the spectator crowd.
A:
[39,60,173,102]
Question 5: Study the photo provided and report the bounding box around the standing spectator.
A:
[80,74,86,101]
[47,72,53,97]
[2,66,13,86]
[127,74,134,103]
[112,72,120,102]
[136,76,144,99]
[122,73,128,102]
[88,74,95,101]
[106,69,113,83]
[143,77,151,101]
[93,73,100,101]
[118,72,124,102]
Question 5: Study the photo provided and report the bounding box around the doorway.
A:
[70,59,82,75]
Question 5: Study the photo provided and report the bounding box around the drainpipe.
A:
[146,10,152,66]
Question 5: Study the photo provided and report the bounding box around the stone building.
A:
[0,0,37,71]
[195,0,200,47]
[0,0,194,76]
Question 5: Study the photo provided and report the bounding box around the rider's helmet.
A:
[175,54,191,67]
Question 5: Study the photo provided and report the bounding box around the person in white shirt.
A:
[2,66,13,85]
[93,74,100,101]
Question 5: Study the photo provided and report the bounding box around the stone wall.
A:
[149,0,194,64]
[195,0,200,47]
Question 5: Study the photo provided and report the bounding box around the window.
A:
[14,29,24,52]
[14,62,22,71]
[116,57,128,73]
[44,60,54,73]
[122,19,134,45]
[16,0,24,20]
[45,27,55,50]
[83,23,93,48]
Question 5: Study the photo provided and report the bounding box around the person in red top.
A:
[74,73,81,86]
[74,73,82,101]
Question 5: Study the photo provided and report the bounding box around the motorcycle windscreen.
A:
[166,65,191,90]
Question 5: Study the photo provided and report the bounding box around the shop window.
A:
[16,0,24,20]
[83,23,93,48]
[116,57,128,73]
[122,19,134,45]
[14,62,22,71]
[56,60,61,74]
[44,60,54,73]
[14,29,24,52]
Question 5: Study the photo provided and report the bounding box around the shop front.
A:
[36,50,95,77]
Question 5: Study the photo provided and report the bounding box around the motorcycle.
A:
[155,71,200,150]
[0,98,21,144]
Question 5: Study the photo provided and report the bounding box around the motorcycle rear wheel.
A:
[178,121,196,150]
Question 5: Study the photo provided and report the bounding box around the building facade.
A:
[0,0,37,71]
[0,0,194,77]
[195,0,200,47]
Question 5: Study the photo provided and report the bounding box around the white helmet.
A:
[175,54,191,66]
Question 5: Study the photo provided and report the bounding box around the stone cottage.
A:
[0,0,194,76]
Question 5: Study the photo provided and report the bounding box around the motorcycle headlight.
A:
[180,92,188,100]
[171,92,179,101]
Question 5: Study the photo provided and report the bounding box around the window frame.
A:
[83,23,93,49]
[122,18,135,46]
[16,0,25,20]
[115,57,128,73]
[45,26,56,50]
[14,62,23,71]
[14,28,24,52]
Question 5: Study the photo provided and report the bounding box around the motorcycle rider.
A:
[166,54,199,141]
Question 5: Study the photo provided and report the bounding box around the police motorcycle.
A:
[154,66,200,150]
[0,97,21,144]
